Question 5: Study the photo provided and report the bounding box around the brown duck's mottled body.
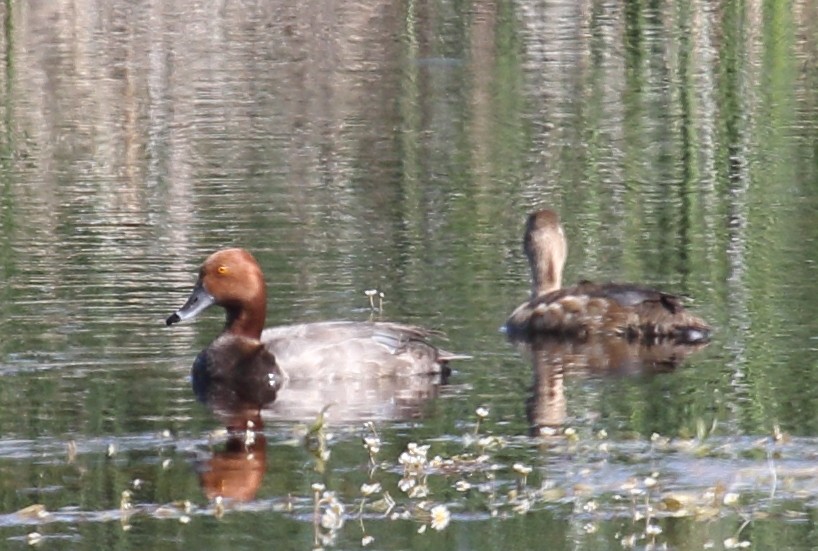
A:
[505,210,711,343]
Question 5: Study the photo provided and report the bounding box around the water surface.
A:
[1,0,817,549]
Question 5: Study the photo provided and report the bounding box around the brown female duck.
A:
[167,249,465,410]
[505,210,711,343]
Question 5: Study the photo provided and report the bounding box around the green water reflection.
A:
[0,0,817,549]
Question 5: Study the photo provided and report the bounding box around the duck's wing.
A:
[558,281,710,342]
[506,281,710,343]
[570,282,682,311]
[260,321,467,379]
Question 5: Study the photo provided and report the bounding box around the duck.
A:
[166,248,466,410]
[505,209,711,343]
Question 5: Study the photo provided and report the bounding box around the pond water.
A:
[1,0,817,549]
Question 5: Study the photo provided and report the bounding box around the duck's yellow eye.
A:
[217,265,229,276]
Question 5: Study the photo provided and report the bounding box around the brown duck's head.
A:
[166,248,268,339]
[523,209,567,297]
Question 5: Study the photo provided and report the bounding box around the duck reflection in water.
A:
[196,350,447,501]
[192,347,452,501]
[523,336,709,436]
[197,410,268,502]
[194,370,449,502]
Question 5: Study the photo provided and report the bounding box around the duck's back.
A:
[261,321,461,379]
[506,281,710,343]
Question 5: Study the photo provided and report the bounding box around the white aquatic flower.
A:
[455,480,471,492]
[430,505,450,531]
[406,443,430,458]
[723,492,740,506]
[363,436,381,455]
[364,289,384,310]
[398,477,416,493]
[477,436,495,448]
[360,483,382,496]
[582,500,598,513]
[399,448,428,470]
[513,463,532,475]
[320,508,343,530]
[408,484,428,499]
[320,496,345,530]
[362,535,374,546]
[398,452,414,466]
[311,483,326,493]
[475,406,489,418]
[645,523,662,536]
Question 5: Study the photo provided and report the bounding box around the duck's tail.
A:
[669,322,711,344]
[639,311,712,344]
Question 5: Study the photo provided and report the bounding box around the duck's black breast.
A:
[191,335,283,411]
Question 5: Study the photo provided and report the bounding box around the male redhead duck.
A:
[505,209,711,343]
[167,248,466,409]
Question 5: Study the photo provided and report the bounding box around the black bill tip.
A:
[166,313,181,326]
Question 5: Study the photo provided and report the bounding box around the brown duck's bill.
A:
[166,280,216,326]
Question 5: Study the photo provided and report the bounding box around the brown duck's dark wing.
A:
[567,281,685,313]
[566,281,710,343]
[506,281,710,344]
